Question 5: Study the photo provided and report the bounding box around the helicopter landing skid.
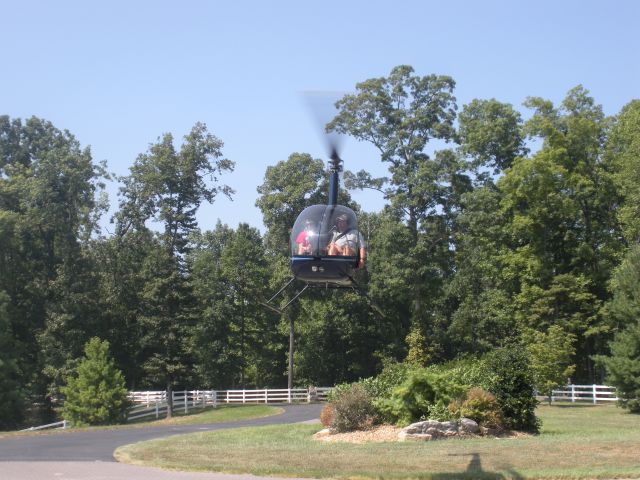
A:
[262,275,364,314]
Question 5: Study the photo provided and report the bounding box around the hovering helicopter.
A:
[266,147,367,309]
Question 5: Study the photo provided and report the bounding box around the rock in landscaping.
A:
[460,418,480,434]
[398,418,479,441]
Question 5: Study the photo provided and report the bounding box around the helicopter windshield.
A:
[291,205,360,258]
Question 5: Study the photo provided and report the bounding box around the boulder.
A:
[459,417,480,434]
[398,418,478,441]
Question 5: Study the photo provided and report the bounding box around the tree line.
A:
[2,65,639,428]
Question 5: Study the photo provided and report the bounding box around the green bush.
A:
[61,337,130,427]
[376,370,437,425]
[330,383,376,432]
[374,363,475,425]
[358,361,417,400]
[483,345,540,432]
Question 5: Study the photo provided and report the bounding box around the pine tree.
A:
[598,322,640,413]
[61,338,130,426]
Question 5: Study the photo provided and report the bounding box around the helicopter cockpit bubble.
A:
[290,205,361,285]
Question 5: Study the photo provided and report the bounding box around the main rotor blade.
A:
[301,91,345,161]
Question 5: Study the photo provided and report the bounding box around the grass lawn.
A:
[115,404,640,479]
[129,404,283,426]
[1,404,282,438]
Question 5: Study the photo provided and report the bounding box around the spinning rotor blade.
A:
[302,91,345,168]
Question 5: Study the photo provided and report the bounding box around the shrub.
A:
[376,370,437,425]
[358,361,417,400]
[484,345,540,432]
[61,338,130,427]
[319,403,335,427]
[457,387,503,428]
[426,402,456,421]
[331,383,376,432]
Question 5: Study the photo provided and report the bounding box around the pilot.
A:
[327,213,366,268]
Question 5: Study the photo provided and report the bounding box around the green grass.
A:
[1,404,281,438]
[115,404,640,479]
[129,404,283,426]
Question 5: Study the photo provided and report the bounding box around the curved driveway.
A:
[0,404,323,480]
[0,403,322,462]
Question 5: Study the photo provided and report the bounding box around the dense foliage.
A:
[1,65,639,428]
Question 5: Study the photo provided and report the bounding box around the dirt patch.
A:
[313,425,532,443]
[313,425,403,443]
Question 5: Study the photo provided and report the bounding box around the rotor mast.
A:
[328,147,342,206]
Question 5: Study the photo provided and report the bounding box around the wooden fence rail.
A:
[126,387,332,421]
[550,384,618,404]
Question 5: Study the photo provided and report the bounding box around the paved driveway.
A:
[0,403,323,479]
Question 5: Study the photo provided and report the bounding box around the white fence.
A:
[550,384,618,404]
[20,420,67,431]
[20,387,332,430]
[127,389,218,421]
[127,387,332,421]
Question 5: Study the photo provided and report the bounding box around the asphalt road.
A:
[0,403,323,463]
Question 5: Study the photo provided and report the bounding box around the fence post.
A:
[288,388,291,404]
[63,420,67,429]
[593,384,597,404]
[184,390,188,414]
[155,401,159,419]
[571,384,576,402]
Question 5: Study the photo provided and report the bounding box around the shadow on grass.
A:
[431,453,524,480]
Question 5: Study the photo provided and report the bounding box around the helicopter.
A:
[266,147,367,310]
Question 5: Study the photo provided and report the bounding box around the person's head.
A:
[336,214,348,230]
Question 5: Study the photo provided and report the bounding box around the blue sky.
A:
[2,0,639,234]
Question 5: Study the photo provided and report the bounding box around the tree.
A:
[605,100,640,244]
[328,66,466,361]
[525,325,576,404]
[189,223,284,388]
[119,122,234,257]
[0,290,24,429]
[497,87,622,381]
[117,122,233,415]
[0,116,107,412]
[188,223,238,388]
[446,185,516,355]
[458,98,527,177]
[601,244,640,333]
[596,244,640,412]
[90,229,155,388]
[597,322,640,413]
[61,337,129,427]
[328,65,457,241]
[256,152,327,255]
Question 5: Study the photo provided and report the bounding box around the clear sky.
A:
[2,0,639,234]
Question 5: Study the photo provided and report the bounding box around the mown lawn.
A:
[129,404,282,426]
[2,404,281,438]
[115,404,640,479]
